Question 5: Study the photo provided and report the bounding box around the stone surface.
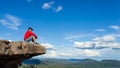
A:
[0,40,46,68]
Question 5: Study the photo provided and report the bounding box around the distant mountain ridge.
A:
[22,58,120,64]
[21,58,120,68]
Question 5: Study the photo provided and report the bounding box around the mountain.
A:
[20,58,120,68]
[68,59,84,62]
[23,59,41,64]
[22,58,118,65]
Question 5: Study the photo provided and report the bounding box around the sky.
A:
[0,0,120,60]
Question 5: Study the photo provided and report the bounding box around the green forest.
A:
[19,59,120,68]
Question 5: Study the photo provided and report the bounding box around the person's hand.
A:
[36,36,37,39]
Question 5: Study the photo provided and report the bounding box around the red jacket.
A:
[24,30,37,41]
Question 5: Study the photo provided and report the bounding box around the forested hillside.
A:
[19,59,120,68]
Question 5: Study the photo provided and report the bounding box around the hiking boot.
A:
[34,42,39,44]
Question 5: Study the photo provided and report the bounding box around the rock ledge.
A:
[0,40,46,68]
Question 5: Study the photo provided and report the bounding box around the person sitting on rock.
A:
[24,27,38,44]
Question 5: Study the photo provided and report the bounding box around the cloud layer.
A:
[37,25,120,60]
[74,35,120,49]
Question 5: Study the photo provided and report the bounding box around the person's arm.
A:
[31,32,37,39]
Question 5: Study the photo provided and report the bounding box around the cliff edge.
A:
[0,40,46,68]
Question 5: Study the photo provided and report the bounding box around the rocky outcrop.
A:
[0,40,46,68]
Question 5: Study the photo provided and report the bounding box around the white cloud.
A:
[34,47,82,59]
[74,41,94,49]
[74,35,120,49]
[42,50,58,58]
[41,48,82,58]
[42,1,54,10]
[42,1,63,12]
[58,52,74,57]
[0,14,21,30]
[83,50,100,57]
[111,43,120,49]
[33,48,120,60]
[93,35,120,49]
[96,29,105,32]
[41,43,54,50]
[110,33,120,37]
[110,25,120,30]
[56,6,63,12]
[109,25,120,31]
[93,35,116,42]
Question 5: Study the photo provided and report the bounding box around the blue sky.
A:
[0,0,120,60]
